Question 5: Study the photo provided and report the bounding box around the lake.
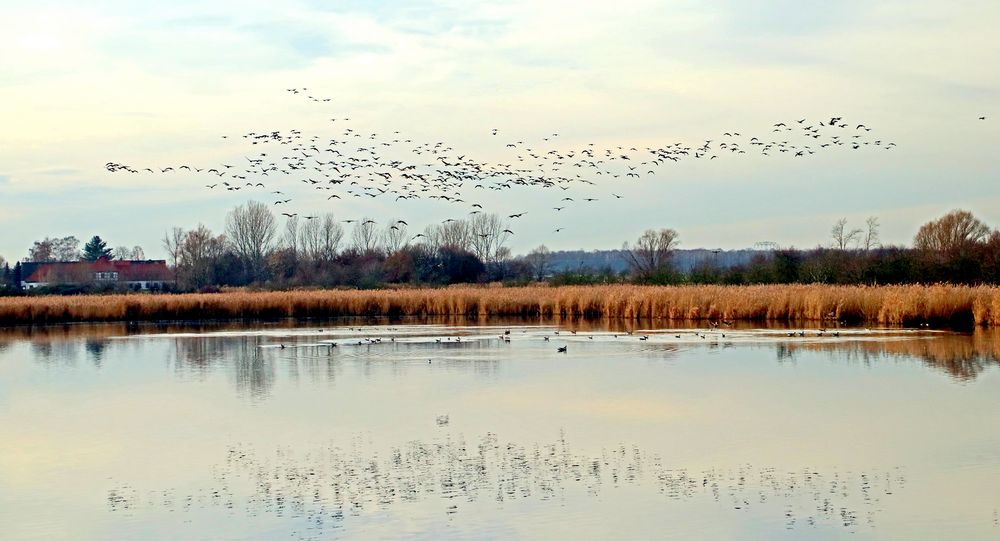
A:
[2,320,999,540]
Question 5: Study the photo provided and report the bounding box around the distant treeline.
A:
[1,206,999,294]
[545,249,758,274]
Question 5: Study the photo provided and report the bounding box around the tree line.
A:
[159,201,512,291]
[578,210,1000,286]
[2,206,999,294]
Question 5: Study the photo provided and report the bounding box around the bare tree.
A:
[382,219,409,254]
[318,214,344,262]
[226,201,277,281]
[469,213,511,264]
[622,228,680,276]
[27,240,54,262]
[114,245,146,260]
[163,227,185,282]
[863,216,881,251]
[301,213,344,263]
[283,215,301,255]
[437,220,472,252]
[178,224,226,289]
[831,218,863,250]
[420,221,473,254]
[27,236,80,262]
[525,245,552,281]
[54,236,81,260]
[350,217,381,254]
[914,209,991,252]
[164,229,184,264]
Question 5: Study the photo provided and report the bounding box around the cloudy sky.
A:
[2,0,998,261]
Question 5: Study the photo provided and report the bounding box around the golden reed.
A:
[2,284,1000,326]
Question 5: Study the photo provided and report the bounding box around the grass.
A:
[3,284,1000,326]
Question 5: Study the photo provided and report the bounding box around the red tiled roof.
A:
[23,258,172,283]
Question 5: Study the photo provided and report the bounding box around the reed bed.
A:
[2,284,1000,326]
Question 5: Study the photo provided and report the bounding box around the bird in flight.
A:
[107,89,897,240]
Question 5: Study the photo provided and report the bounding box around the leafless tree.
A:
[420,220,473,254]
[163,227,185,282]
[301,213,343,263]
[382,219,409,254]
[226,201,277,281]
[525,245,552,281]
[27,236,80,262]
[27,240,53,262]
[164,229,184,263]
[469,213,511,264]
[622,228,680,276]
[831,218,863,250]
[438,220,472,252]
[913,209,991,252]
[350,217,381,254]
[178,224,226,289]
[114,246,146,260]
[863,216,881,251]
[283,215,301,254]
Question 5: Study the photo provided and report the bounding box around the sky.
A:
[2,0,999,262]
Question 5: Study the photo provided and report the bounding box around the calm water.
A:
[2,320,1000,540]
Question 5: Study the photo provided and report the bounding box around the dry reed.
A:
[2,284,1000,326]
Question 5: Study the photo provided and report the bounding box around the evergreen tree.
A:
[82,236,113,261]
[13,262,22,291]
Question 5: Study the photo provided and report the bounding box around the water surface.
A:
[2,320,999,540]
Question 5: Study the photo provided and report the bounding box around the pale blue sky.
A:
[1,0,999,261]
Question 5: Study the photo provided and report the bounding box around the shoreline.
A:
[2,284,1000,326]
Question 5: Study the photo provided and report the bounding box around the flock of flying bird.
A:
[105,87,905,242]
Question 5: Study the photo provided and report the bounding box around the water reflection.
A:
[107,432,906,538]
[5,321,998,384]
[776,332,1000,381]
[84,339,108,367]
[3,320,999,540]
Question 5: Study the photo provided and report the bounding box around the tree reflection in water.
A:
[6,323,1000,388]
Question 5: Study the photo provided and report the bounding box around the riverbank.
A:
[2,284,999,326]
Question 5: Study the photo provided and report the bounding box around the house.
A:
[20,257,173,291]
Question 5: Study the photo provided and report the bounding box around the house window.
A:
[94,272,119,281]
